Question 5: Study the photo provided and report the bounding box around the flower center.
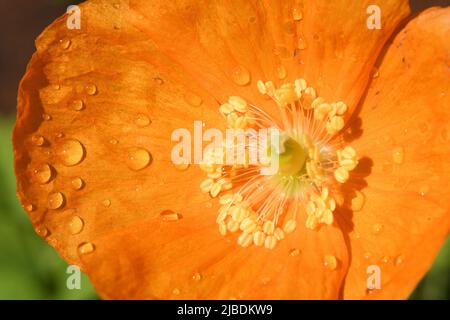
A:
[199,78,359,249]
[276,134,307,177]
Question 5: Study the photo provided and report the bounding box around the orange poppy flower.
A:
[14,0,449,299]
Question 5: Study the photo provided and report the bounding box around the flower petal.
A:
[14,0,348,299]
[339,7,450,299]
[130,0,410,115]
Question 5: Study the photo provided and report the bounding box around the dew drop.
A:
[184,92,203,107]
[78,242,95,254]
[70,99,84,111]
[231,65,250,86]
[68,216,84,235]
[102,199,111,207]
[135,113,151,127]
[55,132,64,139]
[192,272,202,281]
[323,255,337,271]
[394,255,405,266]
[172,288,180,295]
[109,138,118,145]
[153,77,164,85]
[173,160,190,171]
[372,69,379,78]
[292,6,303,21]
[25,204,35,212]
[297,37,307,50]
[85,84,97,95]
[160,210,182,221]
[42,113,52,121]
[126,147,151,171]
[381,256,390,264]
[364,252,371,259]
[31,134,45,146]
[36,226,49,238]
[47,192,64,209]
[372,223,383,235]
[289,248,300,257]
[59,39,71,50]
[57,139,85,166]
[71,177,84,190]
[33,164,53,184]
[392,146,404,164]
[419,185,430,196]
[351,190,365,212]
[276,65,287,79]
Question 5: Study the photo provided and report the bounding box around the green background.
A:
[0,116,449,299]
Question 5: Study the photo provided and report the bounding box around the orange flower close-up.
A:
[12,0,449,300]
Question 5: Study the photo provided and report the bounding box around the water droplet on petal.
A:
[419,185,430,196]
[392,146,404,164]
[323,255,337,270]
[192,272,202,281]
[394,255,405,266]
[351,190,365,212]
[231,65,250,86]
[31,134,45,146]
[160,210,182,221]
[59,39,71,49]
[33,164,53,184]
[25,204,35,212]
[135,114,151,127]
[57,139,85,166]
[85,84,97,95]
[184,92,203,107]
[153,77,164,85]
[70,99,84,111]
[36,226,49,238]
[47,192,64,209]
[292,6,303,21]
[68,216,84,235]
[297,37,307,50]
[289,248,300,256]
[42,113,52,121]
[172,288,180,295]
[382,256,390,264]
[109,139,118,145]
[372,223,383,235]
[364,252,371,259]
[71,177,84,190]
[173,160,190,171]
[78,242,95,254]
[102,199,111,207]
[126,147,151,171]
